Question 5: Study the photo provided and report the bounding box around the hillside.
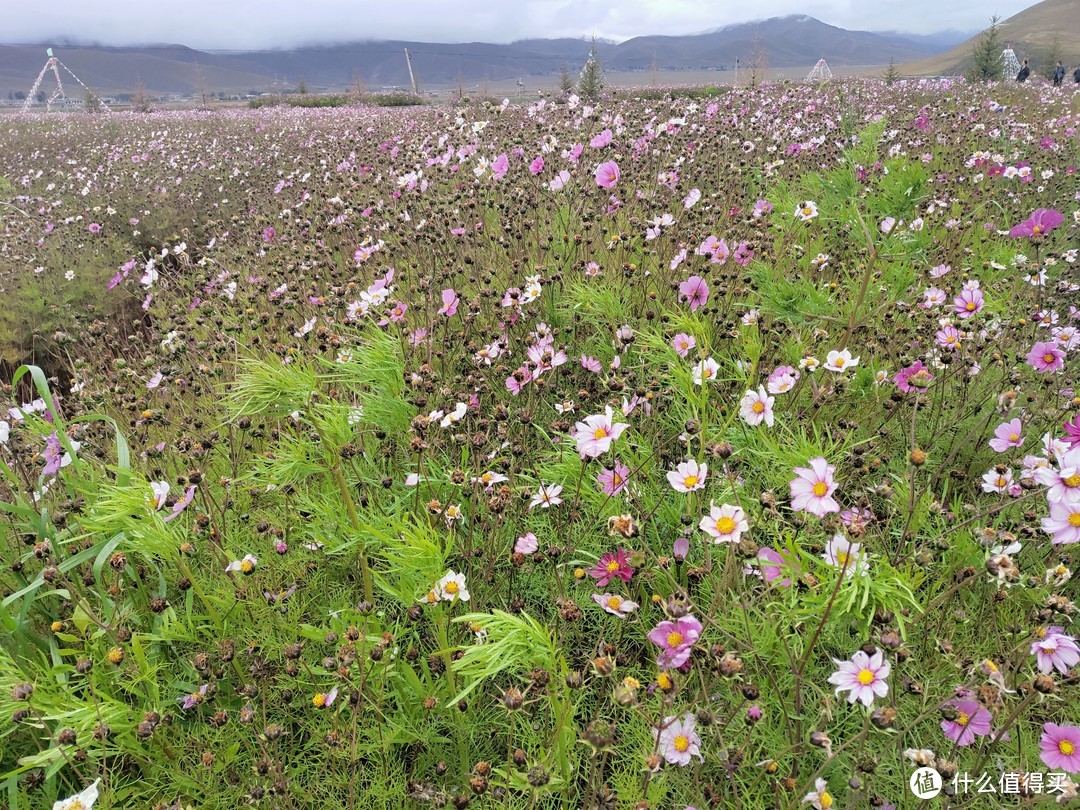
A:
[903,0,1080,76]
[0,16,957,98]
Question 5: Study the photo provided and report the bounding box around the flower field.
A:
[0,79,1079,809]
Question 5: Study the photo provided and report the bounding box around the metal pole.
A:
[404,48,418,95]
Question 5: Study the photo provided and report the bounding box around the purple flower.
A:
[1009,208,1064,238]
[678,275,709,311]
[893,361,934,393]
[989,418,1024,453]
[590,549,632,587]
[647,615,702,669]
[1040,723,1080,772]
[1063,414,1080,448]
[594,161,620,189]
[940,699,992,746]
[1031,626,1080,674]
[953,287,984,319]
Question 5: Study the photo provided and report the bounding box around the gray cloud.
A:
[6,0,1032,48]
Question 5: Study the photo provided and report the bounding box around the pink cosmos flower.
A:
[654,714,703,766]
[981,468,1014,493]
[692,357,720,385]
[491,153,509,180]
[1040,723,1080,772]
[753,547,797,586]
[941,699,992,746]
[580,354,602,373]
[672,333,696,358]
[529,156,544,175]
[766,365,800,394]
[589,129,613,148]
[595,160,620,188]
[514,533,538,554]
[1031,626,1080,675]
[989,418,1024,453]
[827,650,890,707]
[699,503,749,544]
[438,288,459,317]
[668,459,707,492]
[572,406,628,459]
[894,361,934,393]
[1027,340,1066,373]
[739,386,775,427]
[548,170,572,191]
[648,615,702,669]
[591,592,638,618]
[936,324,962,350]
[597,461,631,496]
[1009,208,1065,238]
[1064,414,1080,449]
[954,287,984,319]
[162,485,196,523]
[88,222,102,234]
[789,458,839,517]
[678,276,709,311]
[590,549,632,587]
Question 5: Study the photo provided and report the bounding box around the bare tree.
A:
[131,77,152,112]
[747,33,769,89]
[193,61,210,107]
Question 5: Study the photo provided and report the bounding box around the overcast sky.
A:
[6,0,1033,49]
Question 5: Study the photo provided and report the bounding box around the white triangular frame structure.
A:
[806,58,833,82]
[1000,46,1021,79]
[22,48,110,114]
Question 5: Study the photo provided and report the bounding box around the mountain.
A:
[903,0,1080,76]
[0,16,954,97]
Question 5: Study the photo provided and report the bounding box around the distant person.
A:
[1017,59,1030,83]
[1074,64,1080,84]
[1053,61,1065,86]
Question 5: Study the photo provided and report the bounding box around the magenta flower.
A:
[1009,208,1065,238]
[491,153,509,180]
[827,650,890,707]
[1027,341,1066,373]
[88,222,102,234]
[654,714,703,766]
[1031,626,1080,675]
[940,699,993,746]
[572,406,628,459]
[753,547,797,586]
[647,615,702,669]
[529,156,544,175]
[1040,723,1080,772]
[953,287,984,319]
[989,418,1024,453]
[1062,414,1080,448]
[789,457,840,517]
[893,361,934,393]
[597,461,631,496]
[590,549,632,587]
[678,275,709,311]
[594,161,620,189]
[179,683,209,710]
[438,288,459,317]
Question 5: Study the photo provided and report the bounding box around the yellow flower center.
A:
[71,803,85,810]
[837,552,850,565]
[656,673,673,690]
[802,207,814,216]
[996,477,1007,488]
[1009,433,1018,442]
[682,475,699,489]
[612,473,623,486]
[312,694,326,708]
[240,560,254,574]
[819,793,834,810]
[666,631,685,648]
[481,472,493,483]
[606,596,623,610]
[966,301,977,311]
[593,427,608,440]
[955,711,969,727]
[716,516,737,534]
[703,368,713,379]
[834,357,845,367]
[445,581,459,595]
[856,669,875,685]
[425,590,438,603]
[1060,740,1076,756]
[1033,225,1043,234]
[1045,353,1057,364]
[752,401,765,413]
[1064,473,1080,488]
[1069,511,1080,528]
[606,560,621,573]
[812,481,829,497]
[673,734,690,753]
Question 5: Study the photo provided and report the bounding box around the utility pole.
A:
[404,48,418,94]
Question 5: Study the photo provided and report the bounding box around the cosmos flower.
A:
[436,570,470,602]
[654,714,703,766]
[796,201,819,221]
[823,535,868,577]
[989,419,1025,453]
[678,275,709,311]
[801,778,834,810]
[572,406,628,459]
[699,503,749,544]
[1009,208,1064,238]
[597,461,631,497]
[739,386,775,427]
[1040,723,1080,772]
[940,699,992,746]
[53,780,101,810]
[529,483,563,510]
[1027,340,1066,373]
[591,593,639,618]
[1031,626,1080,675]
[789,458,839,517]
[668,459,707,492]
[648,615,702,669]
[672,333,696,358]
[827,650,890,707]
[225,554,258,575]
[590,549,632,586]
[594,161,620,188]
[954,287,984,319]
[692,357,720,384]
